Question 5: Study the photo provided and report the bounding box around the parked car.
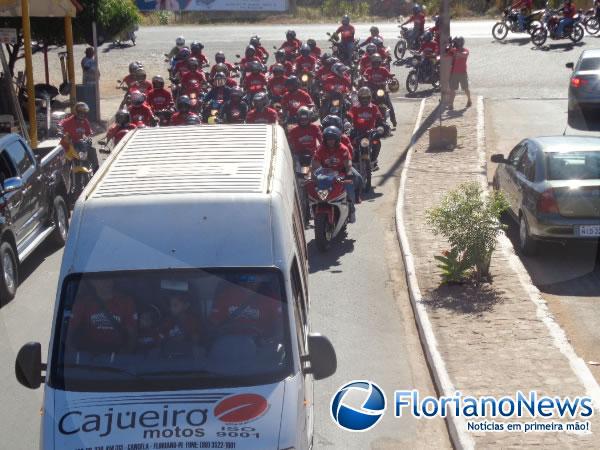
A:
[491,136,600,255]
[566,49,600,130]
[0,134,70,302]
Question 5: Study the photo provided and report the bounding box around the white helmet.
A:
[176,36,185,47]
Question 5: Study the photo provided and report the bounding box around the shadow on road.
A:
[534,41,586,52]
[493,37,533,46]
[307,234,356,273]
[424,282,504,315]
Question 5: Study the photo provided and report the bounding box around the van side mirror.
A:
[305,333,336,380]
[566,62,574,69]
[2,177,24,193]
[15,342,44,389]
[491,154,509,164]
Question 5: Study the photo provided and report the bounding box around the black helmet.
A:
[272,64,285,76]
[187,57,199,70]
[152,75,165,89]
[213,72,226,87]
[115,109,130,126]
[285,75,300,90]
[342,15,350,25]
[320,52,331,63]
[454,36,465,49]
[307,38,317,49]
[372,36,384,47]
[213,62,230,77]
[185,114,201,125]
[134,68,147,82]
[191,41,204,52]
[322,115,343,130]
[275,49,286,62]
[370,26,379,35]
[300,44,311,57]
[249,61,262,73]
[423,31,433,43]
[215,51,226,63]
[131,92,146,107]
[245,45,256,57]
[323,126,341,145]
[128,61,140,74]
[370,54,383,66]
[230,86,243,100]
[366,43,377,55]
[176,47,191,61]
[331,62,347,78]
[413,4,422,14]
[286,30,297,40]
[250,35,261,47]
[297,106,312,125]
[358,86,372,105]
[253,91,269,109]
[177,95,191,112]
[74,101,89,119]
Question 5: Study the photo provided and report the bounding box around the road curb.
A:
[394,98,475,450]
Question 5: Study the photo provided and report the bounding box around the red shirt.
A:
[281,39,302,55]
[246,107,279,124]
[336,24,356,43]
[70,295,137,350]
[310,46,322,58]
[210,61,235,78]
[420,41,439,56]
[364,35,384,45]
[170,112,200,126]
[60,115,92,148]
[314,143,352,174]
[106,123,136,145]
[322,74,351,94]
[281,89,314,117]
[269,61,294,76]
[191,51,208,66]
[348,104,383,133]
[243,72,268,94]
[287,124,322,155]
[123,74,136,88]
[359,54,372,72]
[364,66,393,86]
[147,88,174,111]
[563,2,576,17]
[409,13,426,31]
[131,80,153,94]
[181,70,207,92]
[174,61,190,78]
[255,45,269,62]
[129,103,155,126]
[268,76,288,97]
[295,55,317,73]
[451,48,469,74]
[315,66,333,82]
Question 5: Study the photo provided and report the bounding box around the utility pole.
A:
[92,0,101,122]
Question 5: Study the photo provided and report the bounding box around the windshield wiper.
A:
[61,363,139,378]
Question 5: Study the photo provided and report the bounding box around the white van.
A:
[15,125,336,450]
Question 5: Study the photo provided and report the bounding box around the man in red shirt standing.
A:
[334,15,355,64]
[281,75,314,124]
[448,37,472,110]
[246,92,279,124]
[287,106,322,157]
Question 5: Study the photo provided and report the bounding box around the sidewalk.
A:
[400,97,600,448]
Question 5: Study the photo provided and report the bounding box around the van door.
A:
[291,257,313,447]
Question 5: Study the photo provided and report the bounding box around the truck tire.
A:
[0,241,18,303]
[50,196,69,246]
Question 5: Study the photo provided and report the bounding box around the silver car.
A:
[567,49,600,130]
[491,136,600,255]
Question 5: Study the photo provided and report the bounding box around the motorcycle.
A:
[320,90,351,120]
[354,127,384,192]
[155,109,174,127]
[531,9,584,46]
[293,153,313,226]
[306,168,352,251]
[203,99,223,124]
[394,24,421,61]
[405,51,440,94]
[64,136,96,206]
[492,7,545,40]
[112,25,138,47]
[583,7,600,34]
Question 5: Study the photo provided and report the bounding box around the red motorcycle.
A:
[306,168,352,251]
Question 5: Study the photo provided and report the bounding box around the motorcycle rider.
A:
[323,62,352,95]
[210,51,235,78]
[402,4,426,45]
[347,87,385,170]
[172,47,192,80]
[239,45,263,80]
[105,110,137,148]
[288,106,322,157]
[170,95,201,126]
[268,64,288,102]
[322,114,354,154]
[133,67,153,94]
[312,126,357,223]
[295,44,317,75]
[270,49,294,76]
[359,43,378,72]
[250,35,270,63]
[510,0,533,31]
[360,25,384,47]
[147,75,174,112]
[557,0,577,38]
[203,72,230,116]
[372,36,392,66]
[60,102,99,172]
[363,55,397,129]
[218,86,248,124]
[211,62,238,87]
[307,38,321,58]
[333,15,356,64]
[181,57,207,93]
[246,92,279,124]
[165,36,185,59]
[190,41,208,66]
[315,54,334,85]
[419,32,439,80]
[128,92,157,127]
[123,61,143,88]
[280,30,302,60]
[243,61,268,100]
[281,75,314,124]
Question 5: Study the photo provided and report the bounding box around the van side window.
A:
[291,257,307,344]
[5,140,33,176]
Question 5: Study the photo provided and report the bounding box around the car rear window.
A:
[546,151,600,180]
[579,57,600,71]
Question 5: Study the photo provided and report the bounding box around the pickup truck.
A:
[0,133,70,303]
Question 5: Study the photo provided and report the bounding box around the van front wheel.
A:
[0,241,18,304]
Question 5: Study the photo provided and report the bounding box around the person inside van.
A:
[136,304,162,353]
[68,278,138,354]
[159,291,204,358]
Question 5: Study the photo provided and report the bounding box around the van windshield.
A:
[50,269,293,392]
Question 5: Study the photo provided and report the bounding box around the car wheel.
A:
[519,214,537,256]
[51,195,69,246]
[0,241,18,303]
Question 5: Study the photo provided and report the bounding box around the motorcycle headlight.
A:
[376,126,385,136]
[332,99,340,106]
[318,189,329,200]
[78,151,87,159]
[211,109,218,115]
[301,74,309,82]
[360,138,370,148]
[377,89,385,97]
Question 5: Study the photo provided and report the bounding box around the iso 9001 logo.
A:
[330,380,387,432]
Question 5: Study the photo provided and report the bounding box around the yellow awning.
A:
[0,0,81,18]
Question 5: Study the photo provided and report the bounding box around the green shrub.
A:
[321,0,371,18]
[426,182,509,280]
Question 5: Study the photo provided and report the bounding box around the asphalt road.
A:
[4,19,600,449]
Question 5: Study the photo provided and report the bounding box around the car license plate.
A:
[578,225,600,237]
